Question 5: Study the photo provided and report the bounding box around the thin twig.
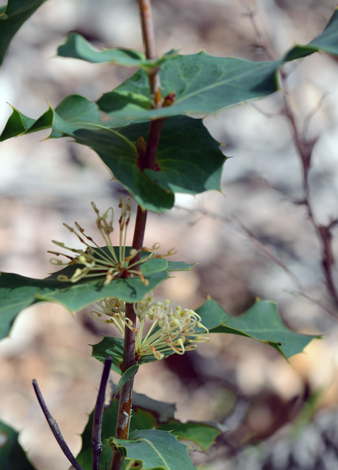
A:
[280,74,338,309]
[137,0,162,106]
[92,357,112,470]
[241,1,338,312]
[238,0,275,61]
[32,379,85,470]
[175,205,336,317]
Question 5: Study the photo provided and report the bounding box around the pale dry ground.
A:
[1,1,338,469]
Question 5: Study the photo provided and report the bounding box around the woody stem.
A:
[110,1,163,469]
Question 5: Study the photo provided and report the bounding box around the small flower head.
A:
[90,297,136,336]
[48,197,161,286]
[134,293,209,359]
[91,292,209,361]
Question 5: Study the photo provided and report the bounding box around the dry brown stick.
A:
[92,357,112,470]
[110,1,163,469]
[32,379,85,470]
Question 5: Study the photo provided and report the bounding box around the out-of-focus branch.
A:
[279,72,338,310]
[240,1,338,311]
[238,0,275,61]
[175,205,336,318]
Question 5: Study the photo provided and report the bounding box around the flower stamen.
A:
[48,197,165,286]
[91,292,209,361]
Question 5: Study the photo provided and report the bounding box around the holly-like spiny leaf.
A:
[0,244,195,340]
[97,8,338,120]
[58,32,178,69]
[0,268,167,341]
[1,95,226,212]
[283,8,338,61]
[0,0,47,66]
[0,94,102,141]
[97,53,281,119]
[3,9,338,212]
[93,298,318,374]
[111,429,196,470]
[92,337,124,376]
[196,298,319,359]
[76,392,219,470]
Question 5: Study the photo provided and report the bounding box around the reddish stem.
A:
[280,70,338,310]
[243,2,338,312]
[110,1,164,469]
[137,0,162,107]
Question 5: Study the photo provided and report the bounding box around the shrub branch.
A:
[242,1,338,312]
[32,379,85,470]
[110,1,164,469]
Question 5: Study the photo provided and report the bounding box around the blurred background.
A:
[1,0,338,469]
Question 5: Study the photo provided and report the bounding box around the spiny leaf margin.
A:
[93,297,318,372]
[0,95,226,213]
[0,251,192,341]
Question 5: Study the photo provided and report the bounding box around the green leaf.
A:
[92,335,174,372]
[0,0,47,66]
[0,420,36,470]
[93,298,317,370]
[97,53,281,119]
[0,105,36,140]
[111,429,196,470]
[76,390,219,469]
[116,364,139,394]
[156,420,219,452]
[130,405,220,452]
[92,336,124,375]
[97,10,338,120]
[1,96,226,212]
[0,244,192,340]
[196,298,319,359]
[283,8,338,61]
[52,112,225,211]
[0,261,168,341]
[58,32,178,69]
[130,392,176,425]
[0,94,101,142]
[167,261,196,271]
[4,10,338,211]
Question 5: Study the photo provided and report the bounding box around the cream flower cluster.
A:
[48,197,167,286]
[91,293,209,361]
